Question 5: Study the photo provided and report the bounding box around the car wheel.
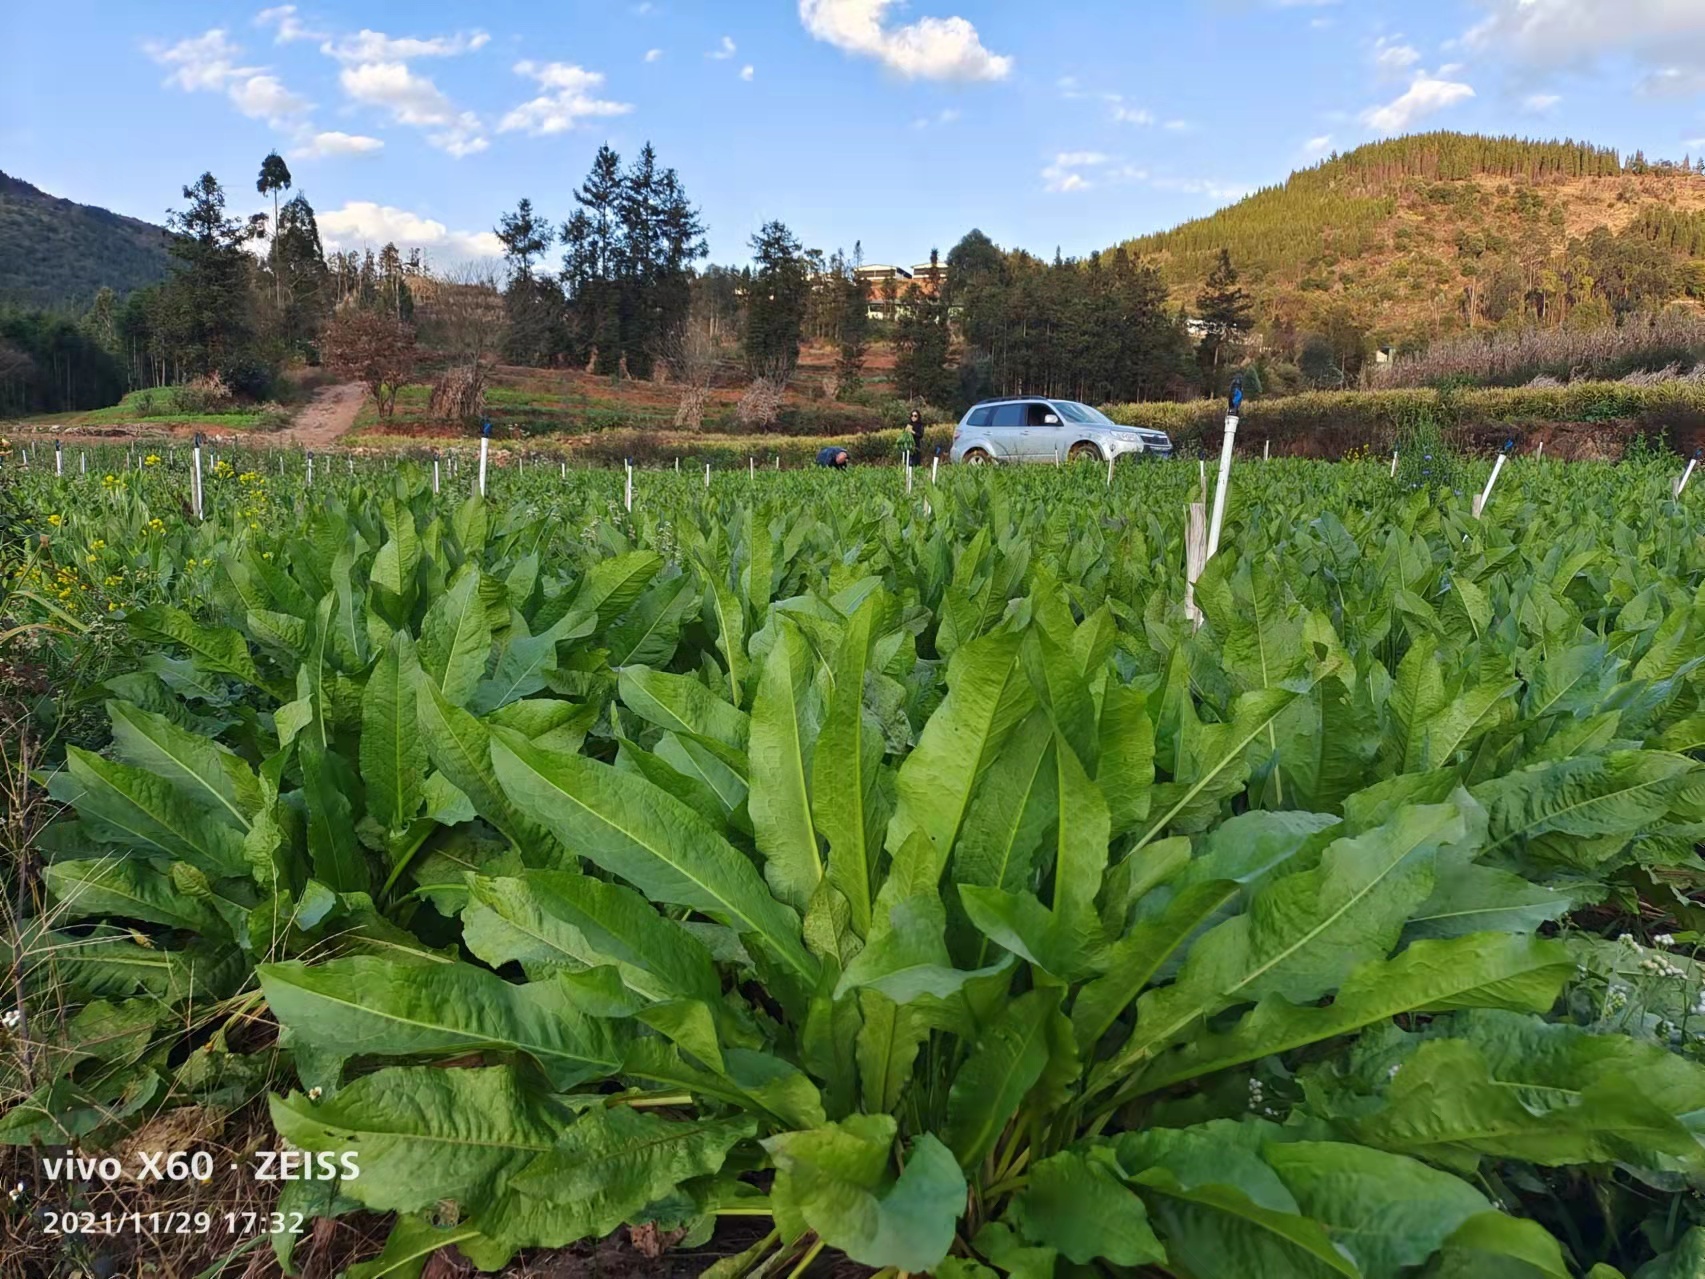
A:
[1069,442,1101,463]
[962,448,993,466]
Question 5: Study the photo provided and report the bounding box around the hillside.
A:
[1121,133,1705,349]
[0,170,172,310]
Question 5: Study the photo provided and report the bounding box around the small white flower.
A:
[1656,934,1677,947]
[308,1086,323,1102]
[0,1009,20,1031]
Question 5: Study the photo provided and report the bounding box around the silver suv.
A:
[950,398,1173,465]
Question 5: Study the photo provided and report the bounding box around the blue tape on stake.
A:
[481,419,493,439]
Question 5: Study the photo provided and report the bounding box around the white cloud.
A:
[708,36,737,60]
[1303,133,1334,158]
[317,200,503,261]
[1361,75,1476,133]
[1042,151,1108,193]
[740,64,755,81]
[1374,36,1421,75]
[644,48,663,62]
[1466,0,1705,66]
[1523,91,1562,110]
[1111,101,1154,125]
[1163,118,1191,131]
[227,72,311,126]
[799,0,1013,82]
[338,61,487,155]
[321,28,490,62]
[1641,66,1705,96]
[145,29,259,92]
[500,61,632,134]
[145,29,314,128]
[254,5,324,44]
[290,130,384,158]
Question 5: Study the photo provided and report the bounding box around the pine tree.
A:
[744,221,809,381]
[1195,248,1253,376]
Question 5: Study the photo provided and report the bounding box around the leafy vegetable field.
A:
[8,449,1705,1278]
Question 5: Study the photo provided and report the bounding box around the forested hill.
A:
[0,170,172,311]
[1121,132,1705,347]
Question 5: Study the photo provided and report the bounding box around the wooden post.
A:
[1184,502,1207,628]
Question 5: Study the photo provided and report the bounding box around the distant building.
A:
[857,264,914,321]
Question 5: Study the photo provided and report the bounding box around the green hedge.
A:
[1105,382,1705,454]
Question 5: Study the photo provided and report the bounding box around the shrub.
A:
[217,354,276,402]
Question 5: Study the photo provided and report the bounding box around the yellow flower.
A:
[86,554,97,564]
[46,514,61,527]
[102,474,118,488]
[145,455,161,467]
[90,539,105,550]
[108,602,118,612]
[147,518,165,533]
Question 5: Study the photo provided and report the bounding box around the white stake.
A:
[1054,446,1060,467]
[1107,453,1115,487]
[306,450,314,486]
[433,453,441,494]
[561,461,566,478]
[625,459,633,512]
[931,453,939,485]
[1390,449,1399,478]
[478,435,489,497]
[1198,458,1207,500]
[191,433,204,520]
[675,458,679,473]
[55,439,62,476]
[705,462,710,489]
[1206,410,1240,562]
[749,456,755,480]
[906,457,913,494]
[80,451,86,475]
[1473,452,1507,519]
[1535,440,1544,459]
[774,456,780,471]
[1677,457,1698,497]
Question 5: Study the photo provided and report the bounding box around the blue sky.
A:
[4,1,1705,271]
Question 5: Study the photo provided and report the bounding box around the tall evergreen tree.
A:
[744,221,809,380]
[1195,248,1254,376]
[256,151,293,307]
[158,171,263,376]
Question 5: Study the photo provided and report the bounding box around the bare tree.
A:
[659,314,724,429]
[322,310,416,418]
[415,261,505,422]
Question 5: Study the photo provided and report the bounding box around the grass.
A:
[1107,379,1705,453]
[11,388,283,434]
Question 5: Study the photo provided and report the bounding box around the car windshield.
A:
[1060,401,1114,425]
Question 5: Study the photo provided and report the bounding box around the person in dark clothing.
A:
[907,409,926,458]
[816,446,849,469]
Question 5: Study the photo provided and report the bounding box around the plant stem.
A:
[785,1237,825,1279]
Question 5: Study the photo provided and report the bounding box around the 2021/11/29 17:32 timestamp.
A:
[38,1211,307,1236]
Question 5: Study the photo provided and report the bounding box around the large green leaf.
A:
[765,1115,965,1273]
[943,988,1058,1168]
[1264,1142,1490,1279]
[490,731,816,986]
[617,665,750,753]
[1096,798,1474,1093]
[417,568,491,708]
[484,1107,754,1254]
[813,597,887,938]
[1011,1148,1166,1268]
[258,957,626,1090]
[53,746,247,878]
[1135,933,1572,1096]
[269,1065,573,1214]
[748,622,823,914]
[461,870,722,1004]
[890,629,1036,860]
[106,698,258,829]
[360,629,426,833]
[44,857,226,935]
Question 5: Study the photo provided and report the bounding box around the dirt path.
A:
[272,381,368,449]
